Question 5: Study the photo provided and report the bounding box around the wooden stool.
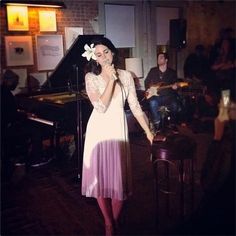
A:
[151,133,196,228]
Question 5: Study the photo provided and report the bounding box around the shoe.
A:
[15,162,25,167]
[31,157,52,167]
[114,220,121,235]
[14,157,26,167]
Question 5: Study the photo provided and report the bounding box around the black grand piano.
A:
[16,34,103,175]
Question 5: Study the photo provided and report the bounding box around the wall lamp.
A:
[125,58,144,79]
[1,0,66,8]
[125,57,144,90]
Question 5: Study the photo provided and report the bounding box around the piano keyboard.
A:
[27,115,54,126]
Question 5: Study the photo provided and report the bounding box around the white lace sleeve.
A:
[126,72,144,117]
[85,73,106,113]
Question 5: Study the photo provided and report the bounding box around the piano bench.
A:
[1,122,31,179]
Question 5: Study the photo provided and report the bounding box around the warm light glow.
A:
[5,3,63,8]
[7,5,29,31]
[39,11,57,32]
[125,58,144,78]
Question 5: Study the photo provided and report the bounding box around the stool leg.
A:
[165,161,170,217]
[153,161,159,231]
[191,159,194,213]
[179,160,184,220]
[25,138,31,173]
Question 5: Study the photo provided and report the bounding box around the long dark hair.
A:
[84,37,119,75]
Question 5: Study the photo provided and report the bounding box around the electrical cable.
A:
[118,77,130,195]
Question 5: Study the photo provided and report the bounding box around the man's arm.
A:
[144,67,158,90]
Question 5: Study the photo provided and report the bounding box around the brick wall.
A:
[1,1,235,79]
[0,0,98,75]
[186,1,236,51]
[177,1,236,78]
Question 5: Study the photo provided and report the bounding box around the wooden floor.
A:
[1,123,235,236]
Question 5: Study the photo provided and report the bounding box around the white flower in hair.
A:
[82,43,97,61]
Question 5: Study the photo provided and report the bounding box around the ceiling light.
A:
[1,0,66,8]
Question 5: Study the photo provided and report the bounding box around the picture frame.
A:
[39,11,57,32]
[65,27,83,50]
[5,36,34,66]
[6,5,29,31]
[36,35,64,71]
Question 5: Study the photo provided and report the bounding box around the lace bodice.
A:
[85,69,143,117]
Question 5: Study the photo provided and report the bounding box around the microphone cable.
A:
[119,75,130,196]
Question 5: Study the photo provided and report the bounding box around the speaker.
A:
[169,19,187,49]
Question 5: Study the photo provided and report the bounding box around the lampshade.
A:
[1,0,66,8]
[125,57,143,78]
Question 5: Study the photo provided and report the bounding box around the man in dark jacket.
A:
[145,52,182,133]
[1,70,25,180]
[1,70,51,181]
[1,70,19,131]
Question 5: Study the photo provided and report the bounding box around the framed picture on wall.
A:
[6,6,29,31]
[39,11,57,32]
[65,27,83,50]
[36,35,64,71]
[5,36,34,66]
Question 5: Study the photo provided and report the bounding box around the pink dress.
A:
[81,69,144,200]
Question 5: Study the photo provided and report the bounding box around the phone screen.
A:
[221,89,230,107]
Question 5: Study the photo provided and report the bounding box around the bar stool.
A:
[151,133,196,228]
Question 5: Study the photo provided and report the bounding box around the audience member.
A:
[170,93,235,236]
[211,38,236,95]
[209,27,235,66]
[184,44,211,84]
[201,92,235,193]
[209,27,235,94]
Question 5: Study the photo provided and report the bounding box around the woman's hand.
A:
[103,63,117,81]
[146,130,154,145]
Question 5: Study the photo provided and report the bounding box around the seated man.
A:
[1,70,28,179]
[144,52,183,133]
[1,70,51,181]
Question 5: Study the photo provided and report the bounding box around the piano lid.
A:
[43,34,103,90]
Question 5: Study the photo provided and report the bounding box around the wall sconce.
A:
[125,57,144,79]
[1,0,66,8]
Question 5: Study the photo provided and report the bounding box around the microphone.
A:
[104,60,121,85]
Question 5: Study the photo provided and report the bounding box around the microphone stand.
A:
[72,64,83,183]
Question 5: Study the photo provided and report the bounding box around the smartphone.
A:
[221,89,230,107]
